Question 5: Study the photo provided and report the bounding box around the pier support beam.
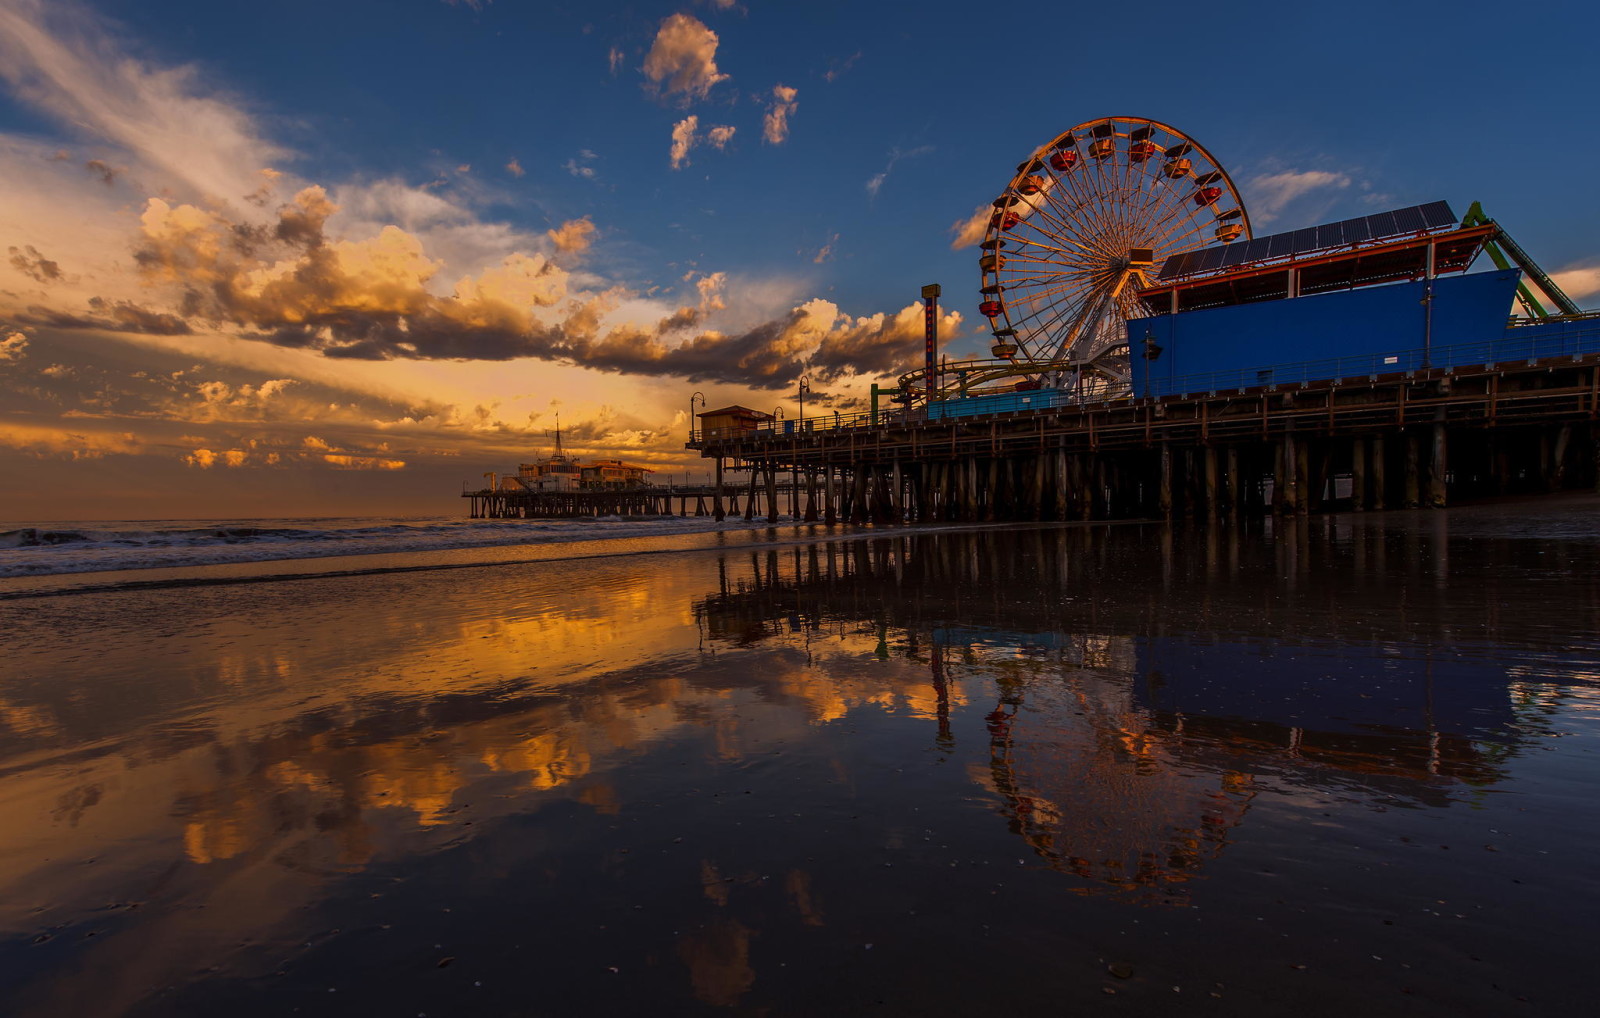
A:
[1404,433,1421,509]
[713,457,725,521]
[1351,438,1367,511]
[1428,424,1448,508]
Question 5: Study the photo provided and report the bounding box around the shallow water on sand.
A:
[1,504,1597,1016]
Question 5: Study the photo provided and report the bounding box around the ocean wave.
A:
[0,514,746,579]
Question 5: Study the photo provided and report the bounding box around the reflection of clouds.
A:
[677,916,756,1008]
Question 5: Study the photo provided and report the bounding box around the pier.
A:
[686,326,1600,524]
[463,481,809,520]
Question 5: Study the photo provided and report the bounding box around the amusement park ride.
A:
[891,115,1581,412]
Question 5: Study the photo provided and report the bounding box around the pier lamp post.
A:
[689,391,705,442]
[794,376,810,520]
[797,376,810,426]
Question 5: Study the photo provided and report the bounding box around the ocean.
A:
[2,503,1597,1015]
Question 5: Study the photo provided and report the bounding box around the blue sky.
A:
[0,0,1595,517]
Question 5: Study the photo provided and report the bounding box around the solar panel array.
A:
[1157,201,1458,280]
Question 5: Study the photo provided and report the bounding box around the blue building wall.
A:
[1131,269,1522,398]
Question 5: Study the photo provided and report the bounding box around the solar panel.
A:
[1365,210,1397,238]
[1419,200,1455,229]
[1153,201,1459,280]
[1392,205,1426,233]
[1268,232,1298,258]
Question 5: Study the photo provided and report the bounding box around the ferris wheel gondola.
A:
[977,116,1252,398]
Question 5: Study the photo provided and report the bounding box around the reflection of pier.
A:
[692,525,1541,896]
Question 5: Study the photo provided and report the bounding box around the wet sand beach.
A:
[1,503,1597,1016]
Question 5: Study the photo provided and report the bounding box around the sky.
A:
[1,0,1596,521]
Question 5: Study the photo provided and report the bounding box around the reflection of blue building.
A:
[1132,636,1518,744]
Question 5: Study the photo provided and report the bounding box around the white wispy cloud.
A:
[865,145,934,199]
[1248,169,1351,222]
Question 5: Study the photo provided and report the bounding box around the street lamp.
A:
[797,375,811,426]
[689,391,705,442]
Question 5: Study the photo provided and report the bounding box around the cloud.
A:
[607,46,624,75]
[8,244,61,282]
[669,117,735,169]
[546,217,596,255]
[949,205,991,250]
[323,453,406,470]
[865,145,933,199]
[442,1,489,11]
[504,157,523,178]
[0,420,140,460]
[0,0,974,408]
[763,85,798,145]
[564,150,598,179]
[813,234,838,264]
[84,157,117,185]
[0,0,288,202]
[0,331,28,361]
[670,116,698,170]
[823,52,860,84]
[1551,263,1600,303]
[1248,169,1351,222]
[183,447,254,468]
[641,14,728,102]
[14,297,191,335]
[808,301,963,382]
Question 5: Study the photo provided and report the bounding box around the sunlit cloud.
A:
[949,205,990,250]
[1552,263,1600,303]
[669,117,734,170]
[642,14,728,103]
[763,85,798,145]
[670,115,698,170]
[323,453,406,470]
[0,0,971,506]
[547,217,597,255]
[0,0,287,202]
[0,420,140,460]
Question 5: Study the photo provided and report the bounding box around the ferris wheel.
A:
[977,116,1252,396]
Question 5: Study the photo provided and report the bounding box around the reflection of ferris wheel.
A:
[978,116,1252,396]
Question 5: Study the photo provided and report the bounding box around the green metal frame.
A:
[1461,201,1581,318]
